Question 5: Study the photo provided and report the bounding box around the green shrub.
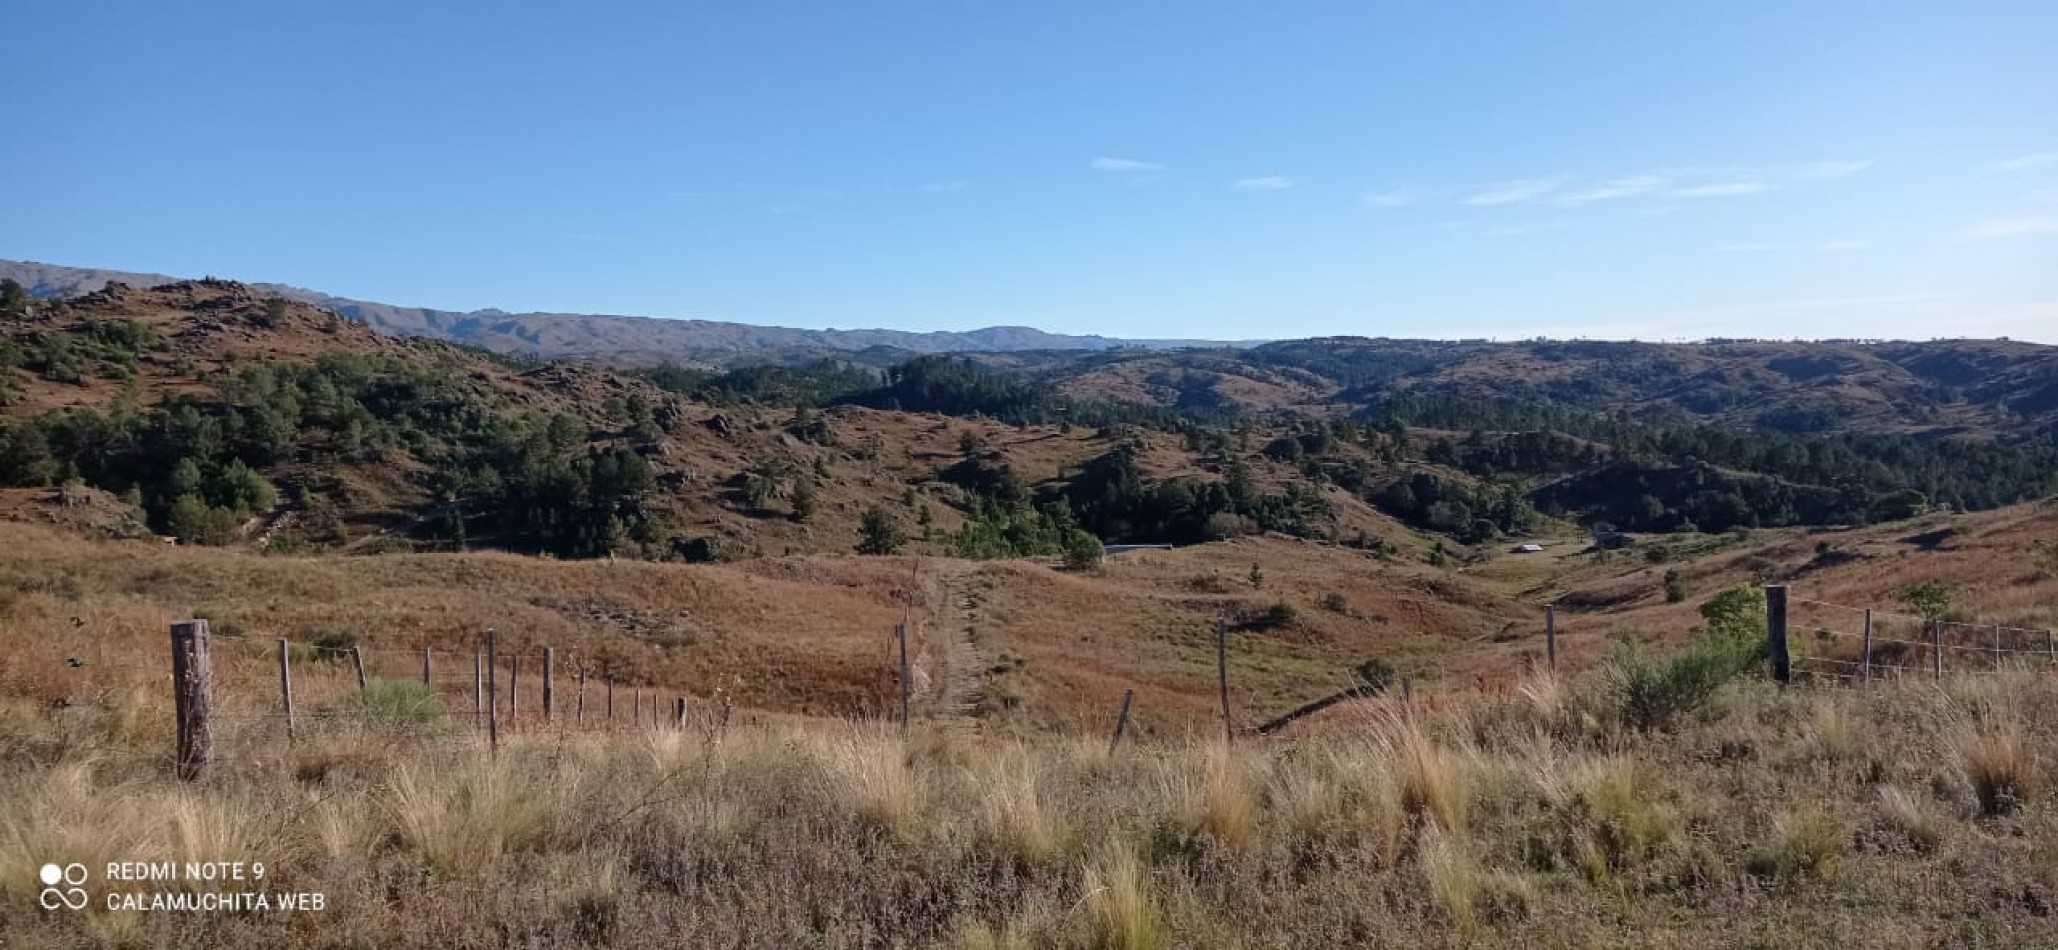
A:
[349,680,445,729]
[1607,631,1761,732]
[1061,529,1104,571]
[1253,601,1298,630]
[1356,657,1398,691]
[309,628,358,660]
[1607,588,1766,730]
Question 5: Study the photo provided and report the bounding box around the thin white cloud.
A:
[1787,160,1871,179]
[1668,181,1768,198]
[1994,152,2058,172]
[1462,178,1562,206]
[1361,189,1414,207]
[1718,239,1868,253]
[1233,176,1293,191]
[1958,217,2058,240]
[1437,220,1568,237]
[1091,157,1164,173]
[1555,175,1671,205]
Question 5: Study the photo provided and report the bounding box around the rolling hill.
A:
[0,258,1232,366]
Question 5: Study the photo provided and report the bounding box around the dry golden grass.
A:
[0,664,2054,947]
[1963,724,2046,817]
[1081,845,1167,950]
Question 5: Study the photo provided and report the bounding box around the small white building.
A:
[1511,543,1544,554]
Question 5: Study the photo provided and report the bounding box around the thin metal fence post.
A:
[1108,688,1134,756]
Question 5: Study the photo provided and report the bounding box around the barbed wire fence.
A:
[64,619,912,780]
[1780,586,2056,685]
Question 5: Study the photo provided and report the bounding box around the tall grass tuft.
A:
[1391,722,1470,832]
[1962,725,2044,816]
[1081,846,1166,950]
[814,729,925,837]
[1176,745,1258,852]
[984,752,1065,866]
[1748,806,1848,882]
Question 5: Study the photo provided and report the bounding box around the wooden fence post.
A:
[422,648,431,688]
[1993,624,2003,669]
[351,647,368,692]
[634,688,641,725]
[1545,603,1557,672]
[1108,688,1134,756]
[606,679,615,722]
[1765,585,1790,684]
[1860,609,1873,683]
[486,630,499,754]
[897,623,911,731]
[277,638,295,746]
[1216,618,1232,743]
[674,697,686,729]
[577,669,587,724]
[170,621,213,781]
[1930,619,1943,679]
[543,647,556,722]
[2047,629,2056,665]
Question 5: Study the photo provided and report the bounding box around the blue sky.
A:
[6,1,2055,341]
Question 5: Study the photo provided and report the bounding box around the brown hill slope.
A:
[0,279,1443,560]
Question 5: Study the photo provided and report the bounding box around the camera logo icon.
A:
[39,863,89,910]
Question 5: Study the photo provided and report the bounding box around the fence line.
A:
[1783,586,2055,685]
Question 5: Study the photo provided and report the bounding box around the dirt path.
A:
[924,561,996,730]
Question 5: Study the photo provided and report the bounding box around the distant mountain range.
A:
[0,259,1240,367]
[9,257,2056,444]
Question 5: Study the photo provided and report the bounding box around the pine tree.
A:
[856,505,907,555]
[790,479,818,523]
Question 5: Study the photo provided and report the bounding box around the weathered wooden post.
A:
[422,648,432,687]
[1930,619,1943,679]
[170,621,213,781]
[577,669,587,723]
[2047,629,2056,665]
[486,630,500,754]
[1765,585,1790,684]
[510,654,521,722]
[1216,618,1232,743]
[606,678,615,722]
[277,638,295,745]
[1860,609,1873,683]
[897,623,912,731]
[1545,603,1557,672]
[1108,688,1134,756]
[542,647,556,722]
[1992,624,2003,669]
[674,697,686,729]
[351,647,368,692]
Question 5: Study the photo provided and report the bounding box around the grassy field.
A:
[2,662,2054,947]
